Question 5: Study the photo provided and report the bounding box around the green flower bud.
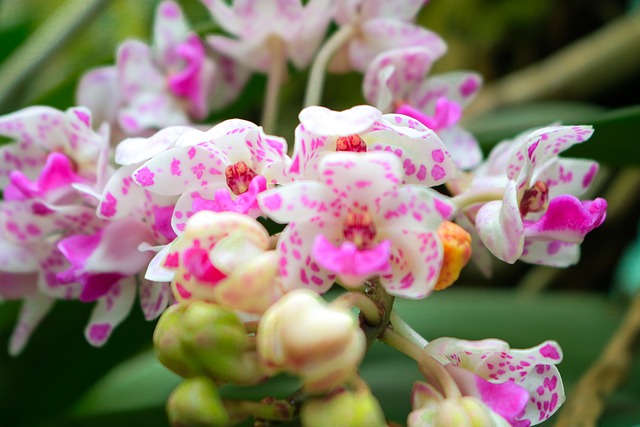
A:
[167,377,229,427]
[154,303,205,378]
[301,387,387,427]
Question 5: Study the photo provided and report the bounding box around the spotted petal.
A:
[410,72,483,112]
[153,1,190,68]
[85,278,137,347]
[520,240,580,267]
[115,126,192,165]
[257,181,339,224]
[8,292,55,355]
[139,279,171,320]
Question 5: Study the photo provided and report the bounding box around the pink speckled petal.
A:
[144,244,174,282]
[0,240,38,273]
[368,115,459,186]
[139,279,171,320]
[276,222,339,293]
[85,278,137,347]
[361,0,427,20]
[476,181,524,264]
[426,337,509,371]
[410,72,483,112]
[288,123,330,179]
[76,67,120,126]
[379,229,443,299]
[377,185,454,232]
[349,19,446,72]
[153,1,190,68]
[363,47,435,110]
[117,40,166,103]
[524,195,606,243]
[115,126,193,165]
[437,125,483,170]
[299,105,381,136]
[207,35,272,72]
[172,183,232,233]
[534,158,599,199]
[319,151,403,208]
[520,240,580,267]
[132,145,227,195]
[257,181,338,224]
[97,164,141,219]
[200,0,241,35]
[8,292,55,356]
[517,365,564,424]
[289,0,332,69]
[312,235,391,288]
[118,92,189,134]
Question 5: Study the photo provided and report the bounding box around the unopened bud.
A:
[435,221,472,290]
[257,289,366,393]
[409,396,509,427]
[167,377,229,427]
[301,387,387,427]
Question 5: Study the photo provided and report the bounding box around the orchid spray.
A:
[0,1,610,426]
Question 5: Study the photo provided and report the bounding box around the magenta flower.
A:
[363,46,483,169]
[77,1,249,135]
[202,0,333,72]
[289,105,459,186]
[258,151,454,298]
[425,338,565,426]
[131,119,291,234]
[469,126,607,266]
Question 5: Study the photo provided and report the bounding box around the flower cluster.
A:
[0,1,608,426]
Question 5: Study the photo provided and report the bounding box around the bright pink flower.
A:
[131,119,291,234]
[289,105,459,185]
[203,0,333,72]
[259,151,454,298]
[77,1,249,135]
[469,126,606,266]
[425,338,565,426]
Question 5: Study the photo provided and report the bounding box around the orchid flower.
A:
[289,105,459,185]
[363,46,484,169]
[130,119,291,234]
[159,211,284,314]
[464,125,606,266]
[258,151,454,299]
[202,0,333,72]
[329,0,446,73]
[425,338,565,426]
[77,1,249,136]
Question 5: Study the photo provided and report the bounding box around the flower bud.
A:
[257,289,366,393]
[435,221,472,290]
[408,396,509,427]
[154,303,205,378]
[181,301,264,385]
[167,377,229,427]
[301,387,387,427]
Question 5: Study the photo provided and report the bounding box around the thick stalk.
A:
[223,398,294,423]
[331,291,383,326]
[450,188,504,211]
[261,36,287,134]
[390,310,429,349]
[303,24,357,107]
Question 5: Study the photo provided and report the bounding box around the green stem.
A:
[303,24,357,107]
[381,327,461,399]
[331,291,382,326]
[261,36,287,134]
[0,0,108,110]
[390,310,429,349]
[450,188,505,211]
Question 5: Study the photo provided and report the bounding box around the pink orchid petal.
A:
[207,35,272,72]
[523,195,606,243]
[172,185,224,233]
[534,158,599,200]
[118,92,189,134]
[153,1,190,67]
[0,239,38,273]
[299,105,381,136]
[349,19,446,72]
[257,181,339,224]
[520,240,580,267]
[437,125,483,170]
[410,72,483,111]
[144,244,175,282]
[275,222,339,293]
[115,126,192,165]
[167,34,210,118]
[192,175,266,218]
[360,0,427,21]
[379,229,443,299]
[368,115,459,186]
[377,185,454,232]
[0,272,38,299]
[75,67,120,126]
[312,235,392,287]
[139,279,171,320]
[8,293,55,355]
[206,54,251,111]
[363,47,436,110]
[476,181,524,264]
[288,123,330,179]
[85,279,137,347]
[319,151,404,208]
[117,40,166,103]
[288,0,332,69]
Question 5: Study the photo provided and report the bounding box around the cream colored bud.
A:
[167,377,229,427]
[257,289,366,393]
[301,387,387,427]
[408,397,509,427]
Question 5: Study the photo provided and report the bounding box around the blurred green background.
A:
[1,0,639,426]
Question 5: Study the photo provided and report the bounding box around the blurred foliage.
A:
[0,0,639,426]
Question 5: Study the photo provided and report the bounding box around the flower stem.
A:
[381,327,462,399]
[261,36,287,134]
[303,24,357,107]
[390,310,429,349]
[450,188,504,211]
[331,291,382,326]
